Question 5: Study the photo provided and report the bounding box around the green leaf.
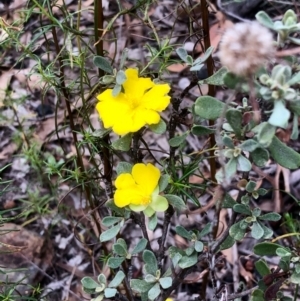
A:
[148,283,161,300]
[194,240,204,252]
[260,223,273,239]
[229,221,247,241]
[100,224,121,242]
[259,212,281,221]
[251,221,264,239]
[112,84,122,97]
[116,162,133,175]
[104,288,117,298]
[191,125,215,136]
[169,131,189,147]
[98,274,106,285]
[223,72,244,89]
[223,135,235,148]
[255,259,271,277]
[290,271,300,284]
[149,119,167,134]
[270,136,300,168]
[226,109,242,137]
[109,271,125,288]
[116,70,127,85]
[199,222,212,238]
[288,71,300,85]
[257,122,276,147]
[148,213,158,231]
[150,195,168,212]
[176,47,188,62]
[240,139,259,152]
[81,277,98,289]
[250,288,265,301]
[257,188,268,196]
[291,114,299,140]
[276,248,291,257]
[222,193,238,208]
[102,216,123,227]
[193,46,214,65]
[93,56,113,74]
[145,274,157,283]
[112,133,132,151]
[178,252,198,269]
[255,11,275,30]
[219,235,235,250]
[101,74,115,84]
[245,180,256,193]
[233,204,252,215]
[107,257,125,269]
[165,194,186,211]
[237,155,251,171]
[170,252,182,267]
[130,279,154,293]
[253,242,285,256]
[176,226,193,240]
[132,238,148,254]
[251,147,269,167]
[194,96,225,120]
[113,243,128,257]
[159,277,172,289]
[198,66,228,85]
[143,250,158,275]
[268,101,290,128]
[105,199,125,216]
[158,174,170,192]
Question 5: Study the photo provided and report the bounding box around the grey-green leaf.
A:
[176,226,193,240]
[259,212,281,221]
[191,125,215,136]
[149,119,167,134]
[132,238,148,254]
[194,96,225,120]
[251,147,269,167]
[176,47,188,62]
[229,221,247,241]
[112,84,122,97]
[257,122,276,147]
[107,257,125,269]
[159,277,172,289]
[148,283,161,300]
[104,288,117,298]
[178,252,198,269]
[165,194,186,211]
[194,240,204,252]
[143,250,158,275]
[269,136,300,169]
[109,271,125,288]
[240,139,259,152]
[198,66,228,85]
[113,243,128,257]
[158,174,170,192]
[130,279,154,293]
[100,224,121,242]
[233,204,252,215]
[255,11,275,29]
[148,213,158,231]
[169,131,189,147]
[251,221,264,239]
[102,216,124,227]
[116,70,127,85]
[116,162,133,175]
[253,242,284,256]
[112,133,132,151]
[226,109,242,137]
[81,277,98,289]
[93,56,113,74]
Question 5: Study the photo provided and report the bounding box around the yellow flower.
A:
[96,68,171,135]
[165,298,174,301]
[114,163,168,217]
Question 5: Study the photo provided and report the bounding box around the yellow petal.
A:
[96,90,130,130]
[123,68,154,99]
[133,107,160,126]
[141,84,171,111]
[115,173,135,189]
[114,186,145,207]
[132,163,160,195]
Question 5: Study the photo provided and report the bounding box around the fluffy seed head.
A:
[219,22,275,76]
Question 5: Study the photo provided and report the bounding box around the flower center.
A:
[140,195,151,206]
[127,95,141,110]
